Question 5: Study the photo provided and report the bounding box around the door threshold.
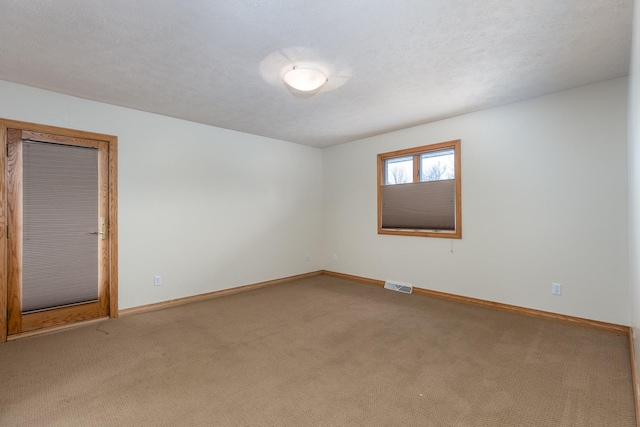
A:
[6,316,109,341]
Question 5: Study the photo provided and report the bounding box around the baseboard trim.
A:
[322,270,385,286]
[322,270,629,335]
[630,329,640,427]
[119,271,323,317]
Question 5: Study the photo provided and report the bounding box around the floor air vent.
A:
[384,281,413,294]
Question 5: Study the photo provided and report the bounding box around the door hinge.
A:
[6,225,9,239]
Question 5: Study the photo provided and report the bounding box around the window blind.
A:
[22,141,99,313]
[381,179,455,230]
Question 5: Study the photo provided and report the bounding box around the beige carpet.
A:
[0,275,635,426]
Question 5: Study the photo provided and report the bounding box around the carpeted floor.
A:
[0,275,635,426]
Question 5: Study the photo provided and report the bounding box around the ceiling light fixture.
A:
[283,65,328,92]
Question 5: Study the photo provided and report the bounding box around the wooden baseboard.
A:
[119,271,323,317]
[322,270,385,286]
[630,329,640,427]
[322,270,629,335]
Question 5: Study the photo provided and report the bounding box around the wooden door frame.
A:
[0,119,118,343]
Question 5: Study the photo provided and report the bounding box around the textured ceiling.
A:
[0,1,633,148]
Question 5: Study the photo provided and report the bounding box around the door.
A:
[4,125,116,336]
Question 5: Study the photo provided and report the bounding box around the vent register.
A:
[384,281,413,294]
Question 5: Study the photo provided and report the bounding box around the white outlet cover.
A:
[552,283,562,295]
[154,275,162,286]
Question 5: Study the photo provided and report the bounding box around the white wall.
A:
[628,0,640,388]
[0,80,324,310]
[323,78,629,325]
[0,75,631,325]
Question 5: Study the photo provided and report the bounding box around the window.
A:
[377,139,461,238]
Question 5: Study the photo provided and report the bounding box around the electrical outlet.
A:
[304,253,309,262]
[333,253,338,262]
[154,275,162,286]
[552,283,562,295]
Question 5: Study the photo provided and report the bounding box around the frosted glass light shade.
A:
[283,66,328,92]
